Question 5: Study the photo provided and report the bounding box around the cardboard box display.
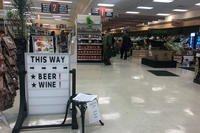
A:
[147,50,174,61]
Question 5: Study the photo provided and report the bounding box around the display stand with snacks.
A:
[194,53,200,84]
[0,36,18,126]
[76,15,103,62]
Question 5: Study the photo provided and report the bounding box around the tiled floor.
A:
[1,56,200,133]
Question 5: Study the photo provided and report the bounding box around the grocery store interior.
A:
[0,0,200,133]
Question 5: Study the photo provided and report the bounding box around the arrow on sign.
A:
[63,67,68,69]
[52,67,57,69]
[42,67,46,70]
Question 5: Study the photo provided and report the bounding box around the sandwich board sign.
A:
[25,53,69,115]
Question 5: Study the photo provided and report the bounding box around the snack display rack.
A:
[76,15,103,62]
[194,52,200,84]
[0,36,18,112]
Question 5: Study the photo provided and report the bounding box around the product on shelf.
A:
[0,36,18,112]
[77,15,103,62]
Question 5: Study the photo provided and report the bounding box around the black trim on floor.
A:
[148,70,179,77]
[142,58,177,68]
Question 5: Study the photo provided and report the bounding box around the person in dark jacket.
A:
[103,29,113,65]
[120,30,131,60]
[50,31,56,53]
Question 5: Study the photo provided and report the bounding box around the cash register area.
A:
[1,57,200,133]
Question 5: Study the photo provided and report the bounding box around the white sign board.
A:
[77,15,101,24]
[87,100,102,124]
[25,53,69,115]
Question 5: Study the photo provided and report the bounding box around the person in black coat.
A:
[50,31,56,53]
[120,30,131,60]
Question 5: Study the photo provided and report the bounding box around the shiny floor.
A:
[1,56,200,133]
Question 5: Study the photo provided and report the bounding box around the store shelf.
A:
[78,49,102,50]
[77,23,101,26]
[77,32,101,35]
[78,59,103,61]
[78,43,103,46]
[77,60,103,63]
[78,38,102,40]
[78,54,102,56]
[76,15,103,63]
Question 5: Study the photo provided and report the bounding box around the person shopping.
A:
[120,30,131,60]
[103,29,113,65]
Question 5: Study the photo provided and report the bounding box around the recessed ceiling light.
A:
[4,1,11,4]
[153,0,174,3]
[97,3,115,7]
[126,11,140,14]
[195,3,200,6]
[137,6,154,10]
[45,0,72,3]
[173,9,188,12]
[157,13,170,16]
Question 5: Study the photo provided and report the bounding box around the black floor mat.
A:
[179,67,195,72]
[148,70,179,76]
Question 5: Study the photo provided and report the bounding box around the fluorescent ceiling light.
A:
[157,13,170,16]
[97,3,115,7]
[195,3,200,6]
[39,16,69,20]
[35,12,70,17]
[137,6,154,10]
[153,0,174,3]
[55,18,62,21]
[173,9,188,12]
[4,1,11,4]
[30,7,41,10]
[53,15,61,18]
[4,5,13,7]
[44,0,72,3]
[30,16,36,19]
[126,11,140,14]
[43,24,50,26]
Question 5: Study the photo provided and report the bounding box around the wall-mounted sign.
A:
[77,15,101,24]
[41,2,68,14]
[32,36,54,53]
[25,53,69,115]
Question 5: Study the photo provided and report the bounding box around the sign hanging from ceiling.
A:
[41,2,68,14]
[91,8,113,17]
